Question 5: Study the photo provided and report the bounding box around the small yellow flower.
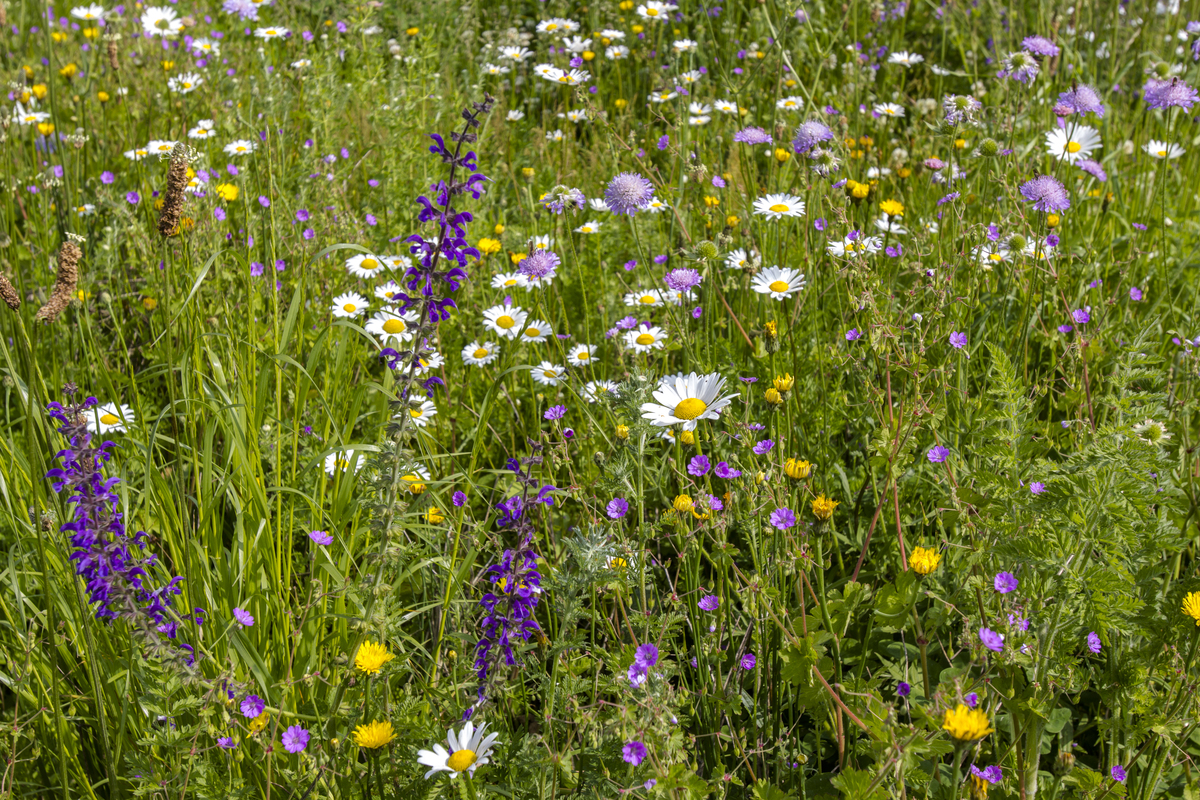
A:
[774,148,791,163]
[249,711,269,733]
[909,546,942,575]
[773,374,794,392]
[142,297,158,311]
[38,122,55,136]
[352,720,396,749]
[954,138,967,150]
[673,494,694,513]
[83,27,101,39]
[619,0,634,9]
[51,31,69,43]
[59,63,79,78]
[726,214,739,227]
[879,199,904,217]
[784,459,811,480]
[811,495,839,521]
[214,183,239,202]
[898,166,912,178]
[406,26,419,35]
[968,775,990,800]
[764,321,778,338]
[704,195,720,208]
[401,473,426,494]
[785,78,797,87]
[493,223,505,235]
[679,430,695,445]
[615,424,629,440]
[97,90,110,102]
[425,507,445,524]
[849,182,870,200]
[521,167,535,179]
[632,24,644,33]
[355,640,396,675]
[764,387,784,406]
[942,704,993,742]
[1046,213,1060,228]
[476,237,502,256]
[582,50,595,60]
[161,60,175,71]
[1182,592,1200,626]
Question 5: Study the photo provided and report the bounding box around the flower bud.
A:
[784,458,811,480]
[764,387,784,406]
[978,138,1000,157]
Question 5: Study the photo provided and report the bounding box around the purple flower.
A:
[607,498,630,519]
[688,455,711,476]
[257,195,270,208]
[1030,481,1046,495]
[994,572,1018,593]
[240,694,265,718]
[544,405,566,421]
[519,250,561,281]
[635,643,659,669]
[1143,78,1199,111]
[309,530,333,546]
[714,462,741,479]
[302,228,315,240]
[1087,631,1102,653]
[692,306,703,319]
[1019,175,1070,212]
[1130,286,1143,301]
[1077,159,1107,181]
[1057,84,1105,117]
[100,170,115,184]
[233,607,255,627]
[296,209,310,221]
[1112,766,1127,783]
[214,207,226,221]
[656,134,670,151]
[896,681,911,697]
[733,126,773,145]
[125,191,140,205]
[792,119,834,154]
[217,736,237,749]
[1022,35,1059,57]
[605,172,655,216]
[949,331,968,349]
[927,445,949,463]
[623,741,648,766]
[965,692,979,707]
[971,765,1003,784]
[769,507,796,530]
[281,725,310,753]
[741,652,757,670]
[698,595,720,611]
[664,268,703,292]
[1058,324,1073,334]
[1072,308,1090,325]
[753,439,774,455]
[979,627,1004,653]
[846,328,862,341]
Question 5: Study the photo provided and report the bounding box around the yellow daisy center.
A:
[543,370,558,378]
[673,397,708,420]
[989,253,1003,261]
[635,333,655,345]
[546,23,558,30]
[768,280,789,293]
[335,459,349,470]
[525,327,542,337]
[99,413,121,425]
[158,145,171,151]
[646,7,659,15]
[1158,149,1167,157]
[576,351,590,360]
[342,303,357,313]
[768,203,790,213]
[472,348,489,359]
[1066,141,1081,154]
[360,258,379,270]
[638,295,657,304]
[495,315,516,329]
[504,278,518,286]
[182,82,192,88]
[382,319,406,334]
[409,409,423,418]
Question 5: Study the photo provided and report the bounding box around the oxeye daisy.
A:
[640,372,739,430]
[167,72,202,93]
[375,281,404,303]
[531,361,567,386]
[187,119,216,139]
[482,305,528,339]
[491,272,529,290]
[725,248,756,270]
[889,50,924,66]
[624,325,668,353]
[583,380,621,402]
[636,1,676,22]
[645,197,670,213]
[1144,139,1185,159]
[416,721,501,780]
[331,292,368,317]
[400,400,438,428]
[141,6,183,37]
[345,253,386,278]
[87,402,135,434]
[567,344,596,366]
[324,449,363,477]
[752,193,805,220]
[412,352,444,376]
[381,255,412,271]
[148,139,178,154]
[71,4,106,21]
[828,234,883,258]
[973,244,1010,268]
[624,289,666,307]
[254,26,289,39]
[461,340,500,366]
[874,102,906,117]
[365,309,418,345]
[519,319,554,343]
[528,235,553,251]
[775,96,805,111]
[223,139,257,156]
[124,146,151,161]
[750,266,808,300]
[1044,124,1101,162]
[574,220,601,234]
[498,46,533,62]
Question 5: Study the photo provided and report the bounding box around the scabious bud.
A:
[978,138,1000,157]
[697,240,719,260]
[1007,234,1028,251]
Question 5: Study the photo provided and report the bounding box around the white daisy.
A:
[14,109,51,126]
[365,309,419,345]
[400,400,437,428]
[416,722,501,780]
[624,326,668,353]
[374,281,404,303]
[531,361,567,386]
[752,194,806,220]
[462,341,500,366]
[574,220,601,234]
[188,119,216,140]
[873,213,908,235]
[147,139,178,155]
[750,266,807,300]
[874,102,905,117]
[639,372,739,430]
[412,352,444,376]
[776,96,805,111]
[567,344,596,366]
[645,197,670,213]
[124,146,150,160]
[381,255,411,272]
[141,6,182,37]
[498,46,533,62]
[889,51,925,66]
[71,4,106,21]
[254,26,289,39]
[192,38,220,56]
[636,1,677,21]
[483,63,510,76]
[482,305,528,339]
[606,45,631,60]
[582,380,621,402]
[1144,139,1185,159]
[589,198,611,212]
[529,235,553,251]
[491,272,529,290]
[1044,124,1101,163]
[563,36,591,54]
[292,58,313,68]
[87,402,135,435]
[399,465,432,493]
[324,450,363,477]
[650,89,679,103]
[624,289,666,307]
[167,72,202,93]
[678,70,703,85]
[725,248,756,270]
[673,39,698,53]
[827,235,883,258]
[546,130,565,142]
[519,319,553,343]
[714,99,740,114]
[506,109,526,121]
[331,292,368,317]
[223,139,257,156]
[345,253,387,278]
[76,204,96,216]
[973,244,1010,268]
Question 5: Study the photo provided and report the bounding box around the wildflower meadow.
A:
[5,0,1200,797]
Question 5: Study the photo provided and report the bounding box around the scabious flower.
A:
[1022,35,1059,57]
[1057,84,1105,117]
[1020,175,1070,212]
[994,572,1018,593]
[1143,78,1198,111]
[792,119,834,154]
[664,268,703,293]
[733,126,773,145]
[605,172,654,215]
[943,94,982,124]
[1001,50,1039,83]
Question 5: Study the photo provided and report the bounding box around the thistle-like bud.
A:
[696,240,719,260]
[35,241,81,323]
[0,274,20,310]
[978,138,1000,157]
[1007,234,1028,252]
[157,150,188,238]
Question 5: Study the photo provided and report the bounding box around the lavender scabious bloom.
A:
[222,0,259,20]
[688,455,711,476]
[769,507,796,530]
[896,681,911,697]
[714,461,742,479]
[792,119,834,155]
[664,268,703,292]
[927,445,949,463]
[1076,159,1107,182]
[943,94,982,125]
[1020,175,1070,212]
[733,126,773,145]
[605,171,655,215]
[971,765,1003,784]
[924,157,946,171]
[1143,78,1199,111]
[623,741,648,766]
[979,627,1004,652]
[1001,50,1040,83]
[1087,631,1102,653]
[45,392,190,657]
[607,497,630,519]
[994,572,1018,593]
[1057,84,1105,117]
[518,249,561,281]
[1022,35,1060,57]
[281,725,310,753]
[698,595,720,611]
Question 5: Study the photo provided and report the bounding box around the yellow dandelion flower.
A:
[879,199,904,217]
[673,495,694,513]
[773,148,791,163]
[476,237,502,256]
[355,640,396,675]
[784,459,811,480]
[214,183,239,202]
[772,374,795,392]
[1182,592,1200,626]
[425,507,445,524]
[811,495,839,521]
[942,704,993,742]
[249,710,269,733]
[615,424,630,440]
[908,546,941,575]
[764,387,784,406]
[352,720,396,749]
[726,214,740,227]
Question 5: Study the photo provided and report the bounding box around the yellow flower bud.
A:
[726,215,739,227]
[774,148,791,163]
[773,373,794,392]
[1046,213,1060,228]
[406,26,419,35]
[764,387,784,406]
[615,424,629,440]
[614,98,628,109]
[494,223,505,234]
[673,494,694,513]
[680,430,695,445]
[582,50,595,61]
[784,458,811,480]
[811,495,839,520]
